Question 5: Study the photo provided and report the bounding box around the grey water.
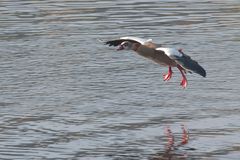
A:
[0,0,240,159]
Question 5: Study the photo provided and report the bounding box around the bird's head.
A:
[117,41,139,51]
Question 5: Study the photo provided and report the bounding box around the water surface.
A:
[0,0,240,159]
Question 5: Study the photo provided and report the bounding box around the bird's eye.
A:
[123,43,128,47]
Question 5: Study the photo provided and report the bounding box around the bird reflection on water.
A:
[150,125,196,160]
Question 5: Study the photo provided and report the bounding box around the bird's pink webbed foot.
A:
[177,65,188,88]
[163,67,173,81]
[180,77,188,88]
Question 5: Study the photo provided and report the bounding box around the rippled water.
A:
[0,0,240,159]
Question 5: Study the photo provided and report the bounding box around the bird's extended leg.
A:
[163,66,173,81]
[177,65,188,88]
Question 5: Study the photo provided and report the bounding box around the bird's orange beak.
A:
[117,45,124,51]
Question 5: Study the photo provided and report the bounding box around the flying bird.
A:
[105,36,206,88]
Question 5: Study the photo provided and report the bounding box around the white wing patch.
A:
[156,47,183,58]
[146,39,153,43]
[120,36,149,45]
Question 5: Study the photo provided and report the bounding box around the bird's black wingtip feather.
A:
[198,67,206,77]
[178,54,207,78]
[203,70,206,77]
[105,40,119,46]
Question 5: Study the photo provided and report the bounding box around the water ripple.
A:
[0,0,240,159]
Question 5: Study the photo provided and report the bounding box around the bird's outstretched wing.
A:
[105,36,150,46]
[156,48,206,77]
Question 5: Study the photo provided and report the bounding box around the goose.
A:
[105,36,206,88]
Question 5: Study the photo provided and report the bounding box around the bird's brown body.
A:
[135,44,178,67]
